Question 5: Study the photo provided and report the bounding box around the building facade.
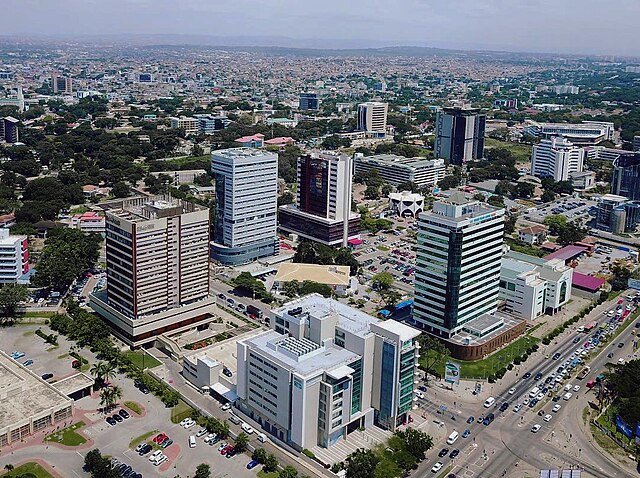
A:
[51,73,73,94]
[299,93,319,110]
[524,121,614,145]
[388,191,425,217]
[279,152,361,247]
[236,294,420,450]
[211,148,279,265]
[413,194,505,337]
[611,153,640,201]
[354,153,446,189]
[89,196,213,345]
[356,102,388,136]
[169,116,199,134]
[0,228,29,283]
[435,107,486,165]
[531,137,585,181]
[0,117,19,143]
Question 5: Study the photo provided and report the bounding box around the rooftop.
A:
[544,245,588,262]
[274,263,350,287]
[359,153,444,169]
[101,195,206,223]
[212,147,275,160]
[572,272,606,292]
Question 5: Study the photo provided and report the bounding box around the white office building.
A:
[413,194,505,338]
[357,102,388,136]
[531,137,585,181]
[89,196,213,345]
[236,294,420,450]
[211,148,279,265]
[354,153,446,189]
[499,252,573,321]
[0,228,29,283]
[388,191,425,217]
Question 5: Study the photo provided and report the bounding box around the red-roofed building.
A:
[518,225,548,245]
[264,137,294,147]
[544,245,588,263]
[572,272,606,298]
[235,134,264,148]
[71,211,105,235]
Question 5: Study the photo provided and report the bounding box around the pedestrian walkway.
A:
[309,426,391,465]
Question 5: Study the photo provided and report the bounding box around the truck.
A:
[246,304,263,320]
[577,366,591,380]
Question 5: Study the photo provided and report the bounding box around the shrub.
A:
[302,449,315,459]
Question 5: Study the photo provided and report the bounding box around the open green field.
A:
[170,400,193,424]
[485,137,533,164]
[1,462,54,478]
[44,421,86,446]
[123,350,161,370]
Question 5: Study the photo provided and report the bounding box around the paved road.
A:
[415,291,639,478]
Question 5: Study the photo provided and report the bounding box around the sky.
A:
[2,0,639,56]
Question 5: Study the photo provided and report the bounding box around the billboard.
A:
[615,415,634,439]
[444,361,460,385]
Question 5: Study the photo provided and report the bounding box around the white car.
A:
[536,392,545,401]
[154,455,168,466]
[431,462,444,473]
[513,403,522,412]
[543,414,552,422]
[564,384,573,391]
[241,423,255,434]
[563,392,573,400]
[184,419,196,429]
[523,398,530,405]
[415,390,425,399]
[179,418,191,427]
[531,424,541,433]
[221,403,231,411]
[204,433,216,444]
[508,387,516,395]
[217,442,228,451]
[552,404,562,412]
[573,385,581,392]
[149,450,163,462]
[195,428,207,438]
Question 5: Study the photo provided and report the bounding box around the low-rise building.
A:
[569,171,596,191]
[272,263,355,296]
[235,134,265,148]
[70,212,106,235]
[169,116,199,135]
[517,225,548,245]
[236,294,420,450]
[354,153,445,189]
[388,191,425,217]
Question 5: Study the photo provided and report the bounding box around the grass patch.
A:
[124,401,144,416]
[436,465,454,478]
[526,321,546,335]
[170,400,193,424]
[123,350,161,370]
[505,238,546,258]
[607,290,624,301]
[1,462,55,478]
[56,353,69,359]
[19,311,57,318]
[591,420,626,455]
[257,471,279,478]
[485,138,533,164]
[377,245,390,252]
[129,429,158,449]
[44,421,86,446]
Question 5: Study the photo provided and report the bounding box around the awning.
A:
[211,382,239,402]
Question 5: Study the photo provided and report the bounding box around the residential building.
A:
[299,92,319,110]
[0,87,25,112]
[272,263,355,296]
[211,148,279,265]
[0,350,74,447]
[499,251,573,321]
[278,152,360,247]
[235,134,264,148]
[150,169,207,186]
[169,116,199,134]
[584,146,634,162]
[517,225,548,245]
[434,107,486,165]
[89,196,213,345]
[357,102,388,136]
[531,137,585,181]
[388,191,425,218]
[0,228,29,283]
[264,137,295,147]
[611,153,640,201]
[136,73,154,83]
[235,294,420,450]
[0,117,19,143]
[413,193,505,338]
[70,212,106,235]
[494,99,518,109]
[554,85,579,95]
[51,73,72,95]
[353,153,446,189]
[524,120,614,145]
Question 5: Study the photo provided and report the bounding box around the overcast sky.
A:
[2,0,639,56]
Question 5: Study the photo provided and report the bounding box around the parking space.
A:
[524,197,596,224]
[574,244,633,276]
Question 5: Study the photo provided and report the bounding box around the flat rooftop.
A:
[0,350,72,429]
[211,147,275,160]
[100,195,206,223]
[443,312,524,347]
[52,372,94,396]
[359,153,443,169]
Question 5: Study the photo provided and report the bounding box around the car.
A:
[534,372,543,381]
[154,455,168,466]
[573,385,581,392]
[71,359,81,369]
[573,337,581,343]
[112,414,123,423]
[552,395,561,402]
[184,419,196,429]
[225,446,237,458]
[431,462,444,473]
[543,414,552,422]
[196,428,207,438]
[607,352,614,358]
[223,367,233,377]
[106,417,117,426]
[135,443,146,453]
[415,390,425,399]
[508,387,516,395]
[483,413,495,426]
[161,439,173,449]
[529,399,538,408]
[531,424,542,433]
[618,342,625,348]
[153,433,167,444]
[552,352,561,360]
[513,403,522,412]
[41,373,54,380]
[204,433,216,444]
[523,372,532,379]
[462,429,471,438]
[247,460,260,470]
[466,416,474,424]
[449,449,460,459]
[438,448,449,457]
[139,443,152,455]
[536,392,545,401]
[418,385,428,392]
[149,450,163,462]
[476,415,484,423]
[523,398,530,405]
[552,404,562,412]
[499,402,509,412]
[119,409,130,419]
[189,435,196,448]
[221,403,232,411]
[23,359,34,366]
[563,392,573,400]
[241,423,255,434]
[220,444,234,455]
[179,418,191,427]
[537,409,546,416]
[11,351,25,359]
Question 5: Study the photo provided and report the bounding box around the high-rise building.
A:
[611,153,640,201]
[413,193,505,338]
[353,153,446,189]
[193,114,230,134]
[210,148,279,265]
[0,228,29,283]
[235,294,420,450]
[278,152,361,247]
[633,135,640,152]
[299,92,319,110]
[51,73,72,95]
[357,102,388,136]
[0,117,19,144]
[434,107,486,165]
[531,136,585,181]
[89,196,213,345]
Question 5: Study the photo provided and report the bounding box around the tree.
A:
[299,281,333,298]
[278,192,295,206]
[504,214,517,235]
[111,181,130,198]
[395,428,434,460]
[264,454,279,473]
[417,335,449,378]
[364,184,380,199]
[541,190,556,203]
[234,432,249,453]
[278,466,299,478]
[437,175,460,190]
[371,272,394,291]
[380,289,402,309]
[99,385,122,411]
[515,182,535,199]
[610,263,634,291]
[495,180,515,197]
[557,222,586,246]
[84,449,103,472]
[162,389,180,407]
[194,463,211,478]
[0,284,28,322]
[252,447,268,464]
[396,181,421,193]
[345,448,379,478]
[544,214,568,236]
[487,195,505,208]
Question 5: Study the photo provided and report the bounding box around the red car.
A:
[153,433,167,444]
[220,444,233,455]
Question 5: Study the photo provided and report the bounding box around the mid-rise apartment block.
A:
[211,148,279,265]
[354,153,446,189]
[435,107,486,165]
[0,228,29,283]
[236,294,420,450]
[279,152,360,247]
[357,102,388,137]
[0,117,19,144]
[89,196,213,345]
[51,73,72,95]
[595,194,640,234]
[169,116,199,135]
[531,136,585,181]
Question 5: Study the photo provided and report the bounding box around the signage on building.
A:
[444,361,460,385]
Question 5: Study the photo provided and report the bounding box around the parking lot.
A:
[574,244,633,276]
[524,197,596,224]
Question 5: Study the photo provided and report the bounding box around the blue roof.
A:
[395,299,414,310]
[378,309,391,317]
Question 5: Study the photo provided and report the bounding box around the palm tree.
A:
[110,385,122,407]
[99,385,122,411]
[102,362,117,385]
[90,361,107,384]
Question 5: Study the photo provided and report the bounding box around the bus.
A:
[577,366,591,380]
